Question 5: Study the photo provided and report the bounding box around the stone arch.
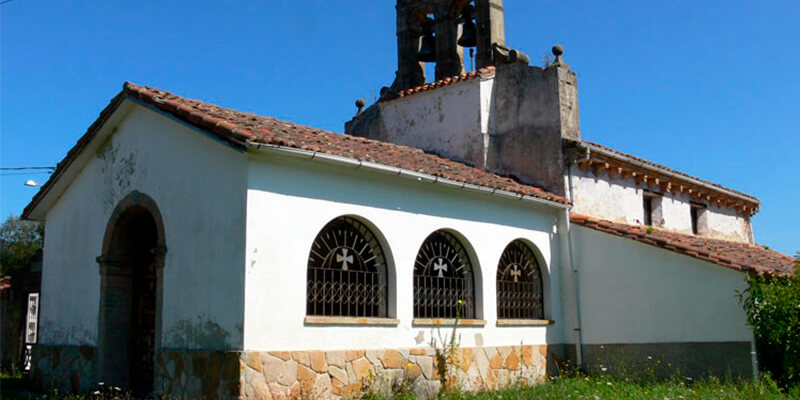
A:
[96,191,166,397]
[102,191,166,255]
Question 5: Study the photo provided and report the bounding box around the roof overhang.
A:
[564,140,761,216]
[245,141,571,210]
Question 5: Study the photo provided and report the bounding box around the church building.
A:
[22,0,796,398]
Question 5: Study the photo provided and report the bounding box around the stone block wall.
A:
[240,345,548,400]
[32,344,548,399]
[31,344,97,394]
[154,349,242,399]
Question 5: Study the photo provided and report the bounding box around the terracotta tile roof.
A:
[124,82,567,204]
[381,67,496,102]
[570,214,796,277]
[22,82,568,218]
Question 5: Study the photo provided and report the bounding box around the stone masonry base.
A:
[33,344,548,399]
[154,349,242,399]
[32,344,97,394]
[239,345,548,400]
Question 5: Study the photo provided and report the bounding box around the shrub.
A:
[738,252,800,387]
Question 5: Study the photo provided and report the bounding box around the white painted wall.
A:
[705,204,752,242]
[572,225,753,344]
[658,193,692,233]
[242,152,565,351]
[568,166,751,242]
[38,103,248,349]
[568,167,643,225]
[379,78,490,168]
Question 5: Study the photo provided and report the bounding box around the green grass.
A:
[3,374,799,399]
[368,375,800,400]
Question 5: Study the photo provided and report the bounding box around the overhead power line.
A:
[0,0,22,6]
[0,167,55,171]
[1,171,52,176]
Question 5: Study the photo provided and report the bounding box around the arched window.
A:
[307,217,388,317]
[496,240,544,319]
[413,230,475,319]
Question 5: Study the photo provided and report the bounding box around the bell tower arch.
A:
[392,0,506,91]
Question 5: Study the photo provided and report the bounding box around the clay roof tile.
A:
[570,214,796,276]
[22,81,569,219]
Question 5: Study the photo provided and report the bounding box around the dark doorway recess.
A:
[97,192,165,397]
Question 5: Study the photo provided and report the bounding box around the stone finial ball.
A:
[355,99,366,108]
[552,44,564,56]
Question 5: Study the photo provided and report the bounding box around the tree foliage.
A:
[0,215,43,275]
[738,252,800,387]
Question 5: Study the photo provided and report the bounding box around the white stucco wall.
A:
[705,203,752,242]
[572,225,753,344]
[568,167,643,225]
[379,78,490,167]
[242,152,566,352]
[38,103,248,349]
[568,166,751,242]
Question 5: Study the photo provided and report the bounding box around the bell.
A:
[457,5,477,47]
[458,20,477,47]
[416,20,436,62]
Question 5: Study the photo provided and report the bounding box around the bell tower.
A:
[347,2,580,197]
[392,0,507,91]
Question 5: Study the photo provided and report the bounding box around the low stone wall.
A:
[240,345,548,400]
[31,344,97,394]
[32,344,548,399]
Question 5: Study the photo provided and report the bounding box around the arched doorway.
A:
[97,192,165,397]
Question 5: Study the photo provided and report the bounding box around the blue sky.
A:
[1,0,798,255]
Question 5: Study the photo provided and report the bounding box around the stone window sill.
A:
[496,319,555,327]
[412,318,486,327]
[304,316,399,326]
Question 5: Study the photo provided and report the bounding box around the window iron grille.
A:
[413,230,475,319]
[306,217,388,317]
[496,240,544,319]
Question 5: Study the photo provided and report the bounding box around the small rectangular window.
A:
[690,203,706,235]
[643,192,660,226]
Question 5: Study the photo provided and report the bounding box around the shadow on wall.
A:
[166,316,232,350]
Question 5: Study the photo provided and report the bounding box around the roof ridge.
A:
[124,81,435,155]
[382,66,497,102]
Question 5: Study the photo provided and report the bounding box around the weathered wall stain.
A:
[39,318,96,346]
[166,316,232,350]
[98,135,140,213]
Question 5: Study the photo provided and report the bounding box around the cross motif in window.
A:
[433,258,448,278]
[336,248,354,271]
[509,265,522,282]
